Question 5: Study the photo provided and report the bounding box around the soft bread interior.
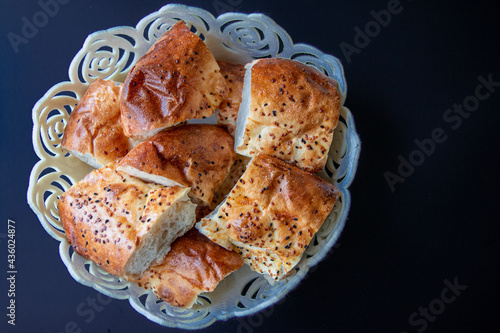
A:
[66,149,102,169]
[234,61,256,152]
[124,196,196,279]
[117,165,184,188]
[117,165,207,207]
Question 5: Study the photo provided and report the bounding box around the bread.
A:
[195,154,251,221]
[61,79,132,168]
[58,163,196,279]
[216,61,245,137]
[117,124,236,206]
[234,58,341,173]
[120,21,228,139]
[196,154,339,281]
[133,228,243,308]
[210,154,251,208]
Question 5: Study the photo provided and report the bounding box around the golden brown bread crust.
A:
[58,164,192,277]
[197,154,339,281]
[120,21,228,139]
[210,154,251,208]
[61,79,131,167]
[216,61,245,137]
[117,124,236,205]
[195,154,251,221]
[133,228,243,308]
[236,58,341,173]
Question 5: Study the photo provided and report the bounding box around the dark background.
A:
[1,0,499,332]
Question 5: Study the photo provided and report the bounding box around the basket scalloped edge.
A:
[27,3,361,330]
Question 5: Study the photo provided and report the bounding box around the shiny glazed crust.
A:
[117,124,236,205]
[120,21,228,139]
[61,79,131,168]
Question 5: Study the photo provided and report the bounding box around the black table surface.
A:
[1,0,499,332]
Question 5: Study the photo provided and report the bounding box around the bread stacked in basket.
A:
[59,21,342,308]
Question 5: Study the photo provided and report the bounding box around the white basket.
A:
[27,4,360,329]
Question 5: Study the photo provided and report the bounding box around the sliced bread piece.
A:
[58,163,196,279]
[61,79,132,168]
[234,58,341,173]
[117,124,236,206]
[120,21,228,139]
[196,154,339,281]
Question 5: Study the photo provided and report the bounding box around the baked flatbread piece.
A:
[117,124,235,206]
[197,154,339,281]
[62,79,132,168]
[120,21,228,139]
[58,163,196,279]
[234,58,341,173]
